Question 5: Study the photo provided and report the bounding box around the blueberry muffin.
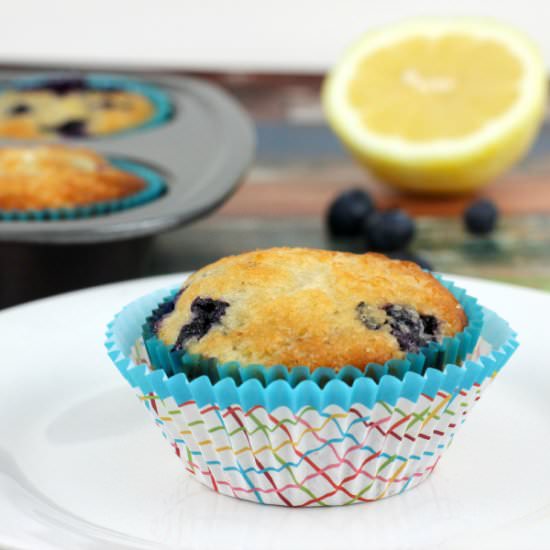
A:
[0,77,156,139]
[153,248,467,370]
[0,146,145,210]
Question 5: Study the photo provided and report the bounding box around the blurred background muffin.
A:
[0,75,170,139]
[0,145,145,210]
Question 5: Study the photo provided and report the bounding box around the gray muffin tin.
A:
[0,72,255,307]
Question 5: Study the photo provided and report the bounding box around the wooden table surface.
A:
[146,72,550,291]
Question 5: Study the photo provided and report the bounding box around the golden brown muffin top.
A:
[156,248,467,370]
[0,146,145,210]
[0,88,155,139]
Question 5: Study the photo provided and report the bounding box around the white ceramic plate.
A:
[1,274,548,550]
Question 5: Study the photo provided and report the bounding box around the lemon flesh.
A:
[323,19,548,194]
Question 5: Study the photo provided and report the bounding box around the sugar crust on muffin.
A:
[0,146,145,210]
[154,248,467,370]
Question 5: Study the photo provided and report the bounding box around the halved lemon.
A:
[322,18,547,194]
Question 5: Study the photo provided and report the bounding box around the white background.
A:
[2,0,550,72]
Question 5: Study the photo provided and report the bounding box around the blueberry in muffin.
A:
[0,76,157,139]
[0,145,145,210]
[153,248,467,370]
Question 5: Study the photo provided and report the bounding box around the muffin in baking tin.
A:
[0,145,146,210]
[0,75,170,139]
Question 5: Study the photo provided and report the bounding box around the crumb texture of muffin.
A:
[155,248,467,370]
[0,146,145,210]
[0,78,155,139]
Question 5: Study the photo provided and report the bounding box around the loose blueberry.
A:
[365,209,415,252]
[54,119,87,137]
[173,297,230,351]
[464,199,499,236]
[8,103,31,116]
[388,250,433,271]
[383,304,439,352]
[327,188,375,237]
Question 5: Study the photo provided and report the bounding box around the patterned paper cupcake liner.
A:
[0,158,166,221]
[140,275,484,385]
[8,73,172,136]
[105,285,517,506]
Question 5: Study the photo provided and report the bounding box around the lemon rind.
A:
[322,17,547,165]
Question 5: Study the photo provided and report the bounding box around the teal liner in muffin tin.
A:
[139,275,484,387]
[0,159,166,222]
[106,285,517,413]
[7,73,173,136]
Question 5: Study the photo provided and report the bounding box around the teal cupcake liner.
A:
[0,158,166,221]
[139,275,484,387]
[8,73,172,136]
[107,286,517,412]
